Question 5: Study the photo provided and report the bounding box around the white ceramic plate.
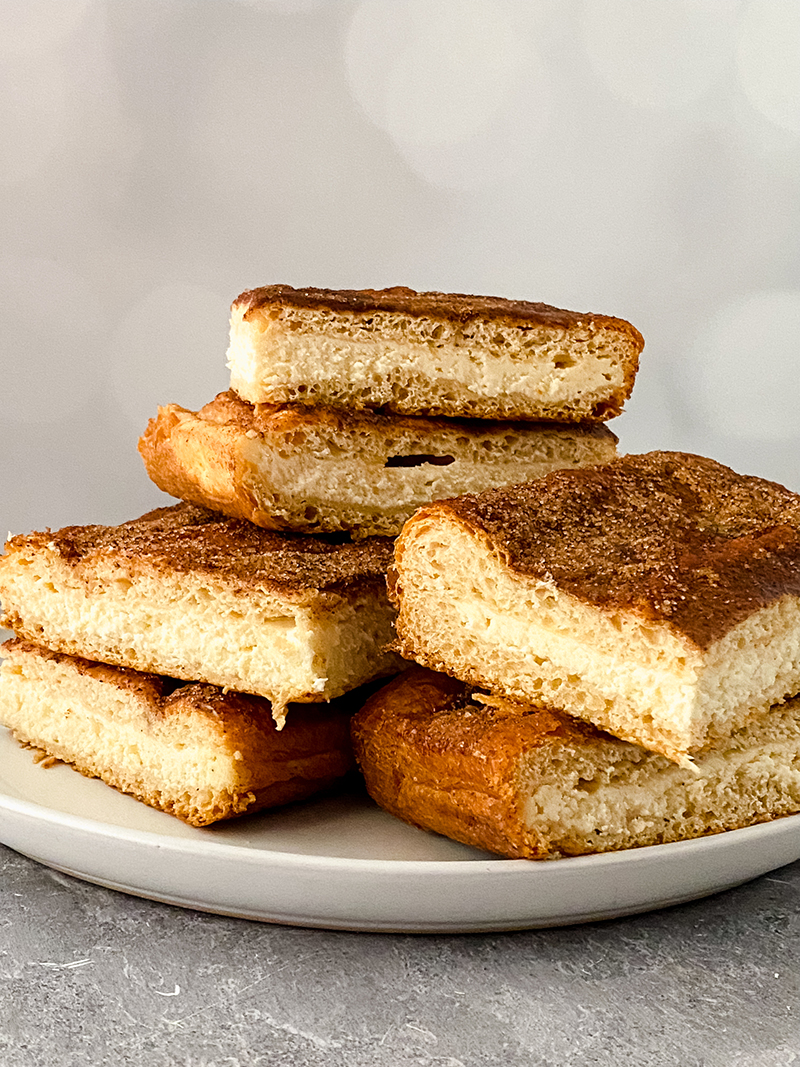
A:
[2,726,800,933]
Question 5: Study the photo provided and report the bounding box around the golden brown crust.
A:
[402,451,800,649]
[139,401,257,525]
[3,502,395,602]
[233,284,645,349]
[138,391,618,535]
[1,638,358,826]
[352,666,800,858]
[351,667,608,859]
[188,389,619,440]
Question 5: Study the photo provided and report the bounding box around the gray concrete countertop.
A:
[1,844,798,1067]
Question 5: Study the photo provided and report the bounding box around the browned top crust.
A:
[351,666,616,858]
[354,666,610,761]
[195,389,618,442]
[6,504,395,599]
[233,284,645,345]
[412,451,800,649]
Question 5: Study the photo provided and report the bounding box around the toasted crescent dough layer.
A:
[227,285,643,421]
[0,503,401,725]
[389,452,800,763]
[139,391,618,538]
[0,639,359,826]
[351,667,800,859]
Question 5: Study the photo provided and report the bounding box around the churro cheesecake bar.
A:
[0,503,401,725]
[351,667,800,859]
[139,390,618,539]
[0,639,357,826]
[226,285,643,421]
[389,451,800,764]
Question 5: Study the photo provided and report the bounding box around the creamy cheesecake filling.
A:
[393,518,800,762]
[229,336,624,416]
[227,305,632,418]
[243,442,615,533]
[521,702,800,854]
[0,552,399,724]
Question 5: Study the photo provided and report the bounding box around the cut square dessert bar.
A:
[226,285,643,422]
[389,451,800,763]
[139,390,618,539]
[351,667,800,859]
[0,639,357,826]
[0,503,401,725]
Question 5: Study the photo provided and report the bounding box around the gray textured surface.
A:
[1,845,798,1067]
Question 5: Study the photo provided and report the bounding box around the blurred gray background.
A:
[2,0,799,539]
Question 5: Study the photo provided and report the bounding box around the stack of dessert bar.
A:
[0,285,642,828]
[138,285,635,539]
[352,451,800,858]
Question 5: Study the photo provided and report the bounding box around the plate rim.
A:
[3,778,800,877]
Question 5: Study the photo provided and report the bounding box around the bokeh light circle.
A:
[345,0,545,187]
[580,0,736,110]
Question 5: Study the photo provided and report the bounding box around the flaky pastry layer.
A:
[0,639,358,826]
[389,452,800,762]
[351,668,800,859]
[139,391,618,538]
[227,285,643,421]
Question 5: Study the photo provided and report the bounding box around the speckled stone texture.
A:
[1,846,798,1066]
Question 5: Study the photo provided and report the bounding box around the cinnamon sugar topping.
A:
[8,503,395,598]
[233,283,645,344]
[437,451,800,648]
